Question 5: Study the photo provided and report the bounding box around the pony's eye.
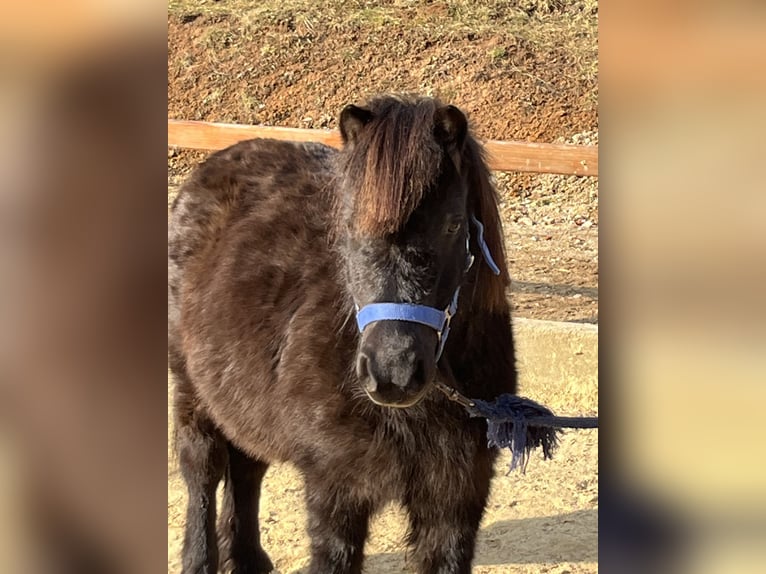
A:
[446,221,462,234]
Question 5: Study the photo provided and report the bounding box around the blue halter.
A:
[355,215,501,361]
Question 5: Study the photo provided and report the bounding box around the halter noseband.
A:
[355,215,501,362]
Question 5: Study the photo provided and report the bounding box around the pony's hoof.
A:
[231,549,274,574]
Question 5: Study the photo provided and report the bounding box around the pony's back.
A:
[169,139,336,310]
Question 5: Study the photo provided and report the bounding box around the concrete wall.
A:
[512,318,598,415]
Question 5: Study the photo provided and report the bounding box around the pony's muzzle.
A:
[356,321,436,407]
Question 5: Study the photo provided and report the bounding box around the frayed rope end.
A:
[468,394,561,474]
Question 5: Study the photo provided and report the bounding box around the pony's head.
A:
[335,95,509,408]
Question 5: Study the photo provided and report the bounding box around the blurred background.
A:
[0,1,166,572]
[600,2,766,572]
[0,0,764,572]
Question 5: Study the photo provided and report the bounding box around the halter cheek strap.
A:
[355,215,501,362]
[469,214,501,275]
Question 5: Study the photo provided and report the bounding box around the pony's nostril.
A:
[356,352,376,391]
[413,358,426,386]
[356,352,368,378]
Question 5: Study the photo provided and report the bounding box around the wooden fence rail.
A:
[168,119,598,177]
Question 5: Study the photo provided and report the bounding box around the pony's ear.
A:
[339,104,373,145]
[433,105,468,153]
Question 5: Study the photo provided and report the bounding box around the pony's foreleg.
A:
[218,443,273,573]
[304,479,371,574]
[174,377,227,574]
[405,454,493,574]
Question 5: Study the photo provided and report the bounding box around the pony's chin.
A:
[363,386,430,409]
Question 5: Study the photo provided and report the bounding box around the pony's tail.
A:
[216,457,236,573]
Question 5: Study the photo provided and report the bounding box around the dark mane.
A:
[464,135,511,312]
[339,95,443,235]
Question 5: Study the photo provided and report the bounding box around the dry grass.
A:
[168,0,598,91]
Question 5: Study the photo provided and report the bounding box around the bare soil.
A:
[167,2,598,572]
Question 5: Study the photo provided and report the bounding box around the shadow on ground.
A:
[287,508,598,573]
[512,279,598,300]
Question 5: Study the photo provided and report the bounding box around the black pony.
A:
[168,94,517,573]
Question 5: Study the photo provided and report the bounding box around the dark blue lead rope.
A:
[433,380,598,473]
